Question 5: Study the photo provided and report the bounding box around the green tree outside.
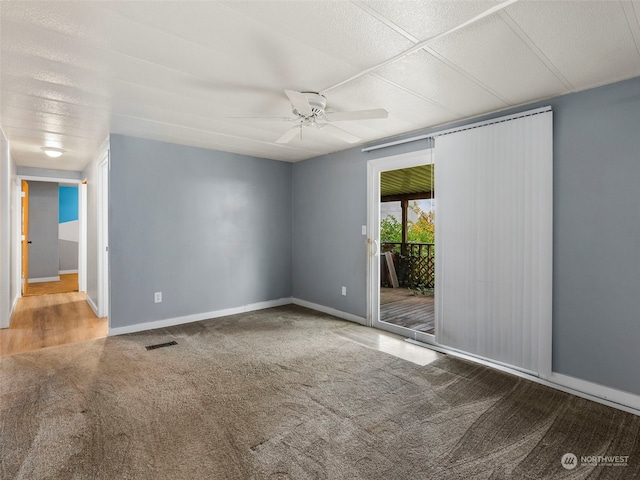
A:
[380,201,434,244]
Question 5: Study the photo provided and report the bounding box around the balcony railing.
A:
[381,242,435,289]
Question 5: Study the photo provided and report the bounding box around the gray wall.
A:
[108,134,292,329]
[292,140,426,318]
[59,239,78,271]
[27,181,59,280]
[292,75,640,396]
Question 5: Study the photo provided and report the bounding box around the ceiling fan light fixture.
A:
[41,147,65,158]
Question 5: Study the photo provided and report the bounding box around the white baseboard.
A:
[0,295,20,330]
[10,293,19,319]
[109,297,293,336]
[292,298,367,325]
[407,338,640,417]
[547,372,640,414]
[86,295,99,317]
[59,269,78,275]
[0,294,19,329]
[29,276,60,283]
[108,297,366,337]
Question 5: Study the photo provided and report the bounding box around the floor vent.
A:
[145,341,178,351]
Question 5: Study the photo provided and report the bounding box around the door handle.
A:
[373,239,380,257]
[27,241,32,244]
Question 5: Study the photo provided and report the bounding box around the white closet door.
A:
[435,110,552,374]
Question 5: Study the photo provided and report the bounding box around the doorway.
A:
[379,170,434,334]
[21,180,81,297]
[0,175,106,357]
[367,149,436,344]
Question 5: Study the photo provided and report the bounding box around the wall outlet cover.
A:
[154,292,162,303]
[341,286,347,296]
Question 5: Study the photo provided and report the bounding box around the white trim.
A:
[292,298,366,325]
[97,153,109,319]
[86,294,99,317]
[16,174,87,305]
[18,175,81,184]
[362,134,432,152]
[11,177,22,315]
[548,372,640,413]
[29,276,60,283]
[366,148,434,344]
[78,183,87,292]
[9,293,19,321]
[1,135,13,329]
[59,269,78,274]
[109,297,293,336]
[406,339,640,417]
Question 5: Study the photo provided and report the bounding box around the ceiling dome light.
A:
[41,147,65,158]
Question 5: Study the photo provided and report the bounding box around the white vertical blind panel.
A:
[435,111,552,373]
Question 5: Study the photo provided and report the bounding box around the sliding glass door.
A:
[367,107,552,378]
[367,149,436,345]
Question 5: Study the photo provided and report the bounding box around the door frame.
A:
[16,175,87,300]
[366,148,436,345]
[20,180,30,296]
[78,181,87,293]
[97,153,109,319]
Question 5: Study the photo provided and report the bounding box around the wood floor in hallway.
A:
[0,291,107,357]
[24,273,79,296]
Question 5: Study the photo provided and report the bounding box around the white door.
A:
[97,155,109,319]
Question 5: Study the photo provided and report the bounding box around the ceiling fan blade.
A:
[285,90,313,117]
[275,126,301,144]
[185,77,276,95]
[324,108,388,122]
[319,124,361,144]
[228,116,295,122]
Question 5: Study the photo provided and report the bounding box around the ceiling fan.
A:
[234,90,388,145]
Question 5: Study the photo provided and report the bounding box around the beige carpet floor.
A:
[1,305,639,479]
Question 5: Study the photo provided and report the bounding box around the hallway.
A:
[0,292,107,357]
[24,273,79,297]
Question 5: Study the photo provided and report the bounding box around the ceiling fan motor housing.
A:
[293,92,326,117]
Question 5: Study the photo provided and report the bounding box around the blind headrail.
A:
[361,106,552,153]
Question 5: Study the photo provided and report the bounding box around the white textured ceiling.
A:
[1,0,639,171]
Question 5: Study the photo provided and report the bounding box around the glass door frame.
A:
[366,148,437,345]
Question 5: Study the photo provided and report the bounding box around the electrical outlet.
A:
[154,292,162,303]
[341,286,347,296]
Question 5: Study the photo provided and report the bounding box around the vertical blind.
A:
[434,110,552,374]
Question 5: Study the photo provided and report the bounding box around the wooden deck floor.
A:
[380,287,434,334]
